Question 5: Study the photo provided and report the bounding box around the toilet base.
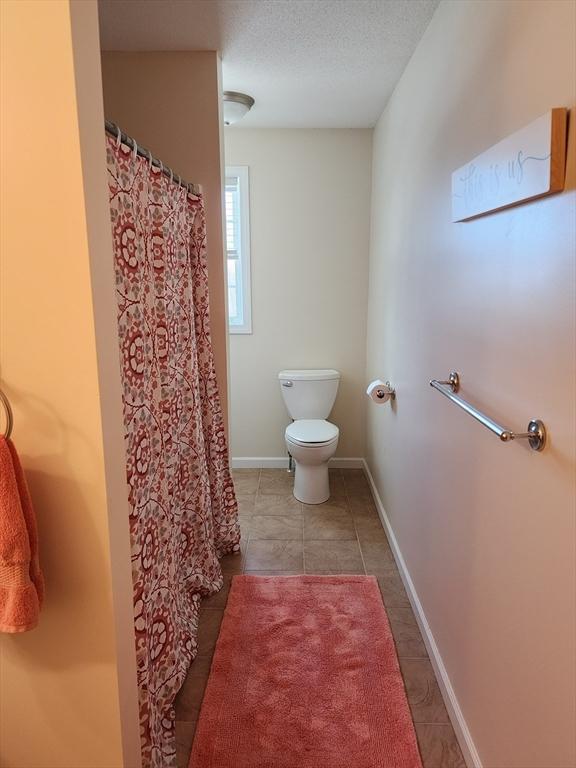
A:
[293,461,330,505]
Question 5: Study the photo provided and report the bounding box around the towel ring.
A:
[0,388,13,439]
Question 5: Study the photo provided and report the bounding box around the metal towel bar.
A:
[0,387,13,440]
[429,371,546,451]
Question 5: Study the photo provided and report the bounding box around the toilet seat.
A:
[285,419,339,447]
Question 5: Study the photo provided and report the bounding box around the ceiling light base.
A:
[223,91,255,125]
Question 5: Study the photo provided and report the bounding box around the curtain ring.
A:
[169,168,173,184]
[115,126,122,149]
[148,150,153,171]
[132,139,138,162]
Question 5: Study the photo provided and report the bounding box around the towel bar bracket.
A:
[436,371,460,393]
[498,419,546,450]
[524,419,546,451]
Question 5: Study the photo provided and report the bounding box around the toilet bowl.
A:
[278,369,341,505]
[285,419,339,504]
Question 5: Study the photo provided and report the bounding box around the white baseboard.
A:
[361,459,482,768]
[231,456,364,469]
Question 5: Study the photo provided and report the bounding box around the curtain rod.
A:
[105,120,201,195]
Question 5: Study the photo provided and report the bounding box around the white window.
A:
[225,166,252,334]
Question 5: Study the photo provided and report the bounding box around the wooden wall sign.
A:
[452,108,567,222]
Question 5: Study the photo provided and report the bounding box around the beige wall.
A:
[366,1,576,766]
[100,51,229,428]
[69,2,142,765]
[225,129,372,460]
[0,1,139,766]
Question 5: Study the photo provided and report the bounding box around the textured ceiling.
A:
[98,0,439,128]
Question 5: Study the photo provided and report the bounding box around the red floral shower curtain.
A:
[106,136,240,767]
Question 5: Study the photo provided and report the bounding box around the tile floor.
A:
[175,468,466,768]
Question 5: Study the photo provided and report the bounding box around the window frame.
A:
[225,165,252,335]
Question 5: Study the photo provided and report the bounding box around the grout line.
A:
[240,499,253,575]
[347,481,368,576]
[411,721,454,727]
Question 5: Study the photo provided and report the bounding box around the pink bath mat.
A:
[189,575,422,768]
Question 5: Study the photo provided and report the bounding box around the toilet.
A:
[278,369,340,504]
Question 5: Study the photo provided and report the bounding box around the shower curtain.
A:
[106,136,241,768]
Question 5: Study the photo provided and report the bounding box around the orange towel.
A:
[0,436,43,632]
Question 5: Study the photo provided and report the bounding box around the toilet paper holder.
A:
[366,379,396,402]
[378,381,395,400]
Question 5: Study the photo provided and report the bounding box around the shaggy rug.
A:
[190,575,422,768]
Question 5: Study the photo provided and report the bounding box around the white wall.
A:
[366,1,576,766]
[225,129,372,460]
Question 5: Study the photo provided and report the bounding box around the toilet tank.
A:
[278,369,340,419]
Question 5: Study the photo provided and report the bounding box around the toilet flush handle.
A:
[282,381,293,387]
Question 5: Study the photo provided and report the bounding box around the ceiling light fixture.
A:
[223,91,255,126]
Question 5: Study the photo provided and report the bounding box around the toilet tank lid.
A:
[278,369,340,381]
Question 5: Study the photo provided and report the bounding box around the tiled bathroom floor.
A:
[175,468,466,768]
